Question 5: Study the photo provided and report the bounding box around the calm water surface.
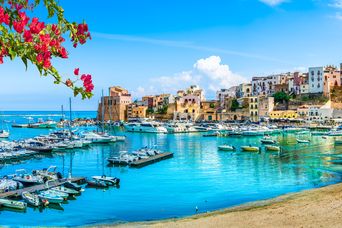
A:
[0,111,342,226]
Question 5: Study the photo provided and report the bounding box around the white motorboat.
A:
[92,175,120,185]
[124,122,167,133]
[218,145,235,151]
[82,132,111,143]
[0,130,9,138]
[12,169,43,186]
[260,136,277,144]
[296,139,310,144]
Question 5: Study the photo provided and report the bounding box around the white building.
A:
[237,83,252,98]
[216,87,238,107]
[318,101,333,122]
[308,67,324,94]
[251,75,279,96]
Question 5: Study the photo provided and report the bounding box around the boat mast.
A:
[101,89,105,132]
[69,97,72,136]
[61,104,65,128]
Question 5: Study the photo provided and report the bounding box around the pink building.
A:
[323,65,342,97]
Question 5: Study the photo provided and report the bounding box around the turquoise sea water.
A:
[0,111,342,226]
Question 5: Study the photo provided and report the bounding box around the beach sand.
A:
[111,183,342,228]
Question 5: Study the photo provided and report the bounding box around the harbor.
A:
[0,111,342,226]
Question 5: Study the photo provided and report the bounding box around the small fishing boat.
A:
[92,176,120,186]
[265,145,281,152]
[86,179,108,188]
[218,145,235,151]
[63,181,82,191]
[42,190,68,200]
[0,198,27,210]
[22,191,42,207]
[241,146,260,152]
[51,186,79,195]
[38,191,64,204]
[296,139,310,144]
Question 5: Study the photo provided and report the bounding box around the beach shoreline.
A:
[102,182,342,228]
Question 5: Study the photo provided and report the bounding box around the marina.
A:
[0,177,85,199]
[0,111,342,226]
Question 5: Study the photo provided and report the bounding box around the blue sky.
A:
[1,0,342,110]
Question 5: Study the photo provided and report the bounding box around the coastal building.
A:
[200,100,219,121]
[216,87,238,107]
[186,85,205,101]
[237,83,252,98]
[308,67,324,94]
[297,105,309,120]
[173,94,201,121]
[307,105,321,121]
[293,72,309,94]
[97,86,132,121]
[142,96,156,109]
[323,65,341,97]
[269,110,298,119]
[300,83,309,94]
[127,104,148,119]
[258,96,274,119]
[251,75,277,96]
[249,96,259,122]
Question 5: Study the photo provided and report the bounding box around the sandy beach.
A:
[111,183,342,228]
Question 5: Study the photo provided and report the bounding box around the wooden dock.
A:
[0,177,85,199]
[130,152,173,168]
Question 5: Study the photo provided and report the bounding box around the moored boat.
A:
[241,146,260,152]
[0,198,27,210]
[38,191,64,204]
[260,137,277,144]
[22,191,42,207]
[51,186,79,195]
[218,145,235,151]
[92,176,120,186]
[265,145,281,152]
[296,139,310,144]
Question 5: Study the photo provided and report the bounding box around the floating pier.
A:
[0,177,85,199]
[130,152,173,168]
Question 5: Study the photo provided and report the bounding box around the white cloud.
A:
[259,0,287,6]
[194,56,247,92]
[133,56,247,98]
[329,0,342,8]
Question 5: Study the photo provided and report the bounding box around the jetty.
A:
[0,177,85,199]
[130,152,173,168]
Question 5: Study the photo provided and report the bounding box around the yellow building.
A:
[200,100,219,121]
[269,110,298,119]
[128,105,148,118]
[249,96,259,122]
